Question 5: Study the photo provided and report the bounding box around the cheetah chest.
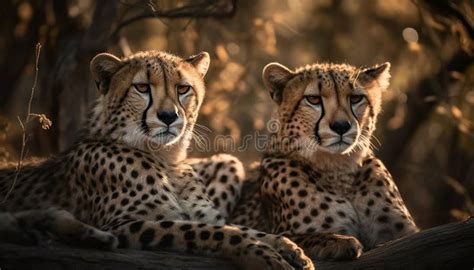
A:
[262,165,361,238]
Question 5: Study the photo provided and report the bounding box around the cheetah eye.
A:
[305,95,322,105]
[349,95,364,104]
[133,83,149,93]
[177,85,192,95]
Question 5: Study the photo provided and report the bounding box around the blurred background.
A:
[0,0,472,229]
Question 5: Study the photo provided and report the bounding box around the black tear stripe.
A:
[314,101,325,144]
[179,89,197,116]
[351,97,374,129]
[176,70,182,100]
[175,70,195,113]
[141,67,153,134]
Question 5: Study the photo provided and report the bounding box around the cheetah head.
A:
[262,61,390,160]
[89,50,209,151]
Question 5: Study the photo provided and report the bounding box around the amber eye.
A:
[177,85,192,95]
[305,95,322,105]
[133,83,149,93]
[349,95,364,104]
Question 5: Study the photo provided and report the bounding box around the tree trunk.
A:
[51,0,118,151]
[1,218,473,270]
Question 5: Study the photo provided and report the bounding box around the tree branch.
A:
[1,219,473,270]
[112,0,238,38]
[418,0,474,40]
[378,50,473,169]
[317,217,474,270]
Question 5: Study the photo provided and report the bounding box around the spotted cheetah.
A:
[0,51,313,270]
[230,61,419,260]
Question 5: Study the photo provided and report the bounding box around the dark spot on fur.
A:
[130,221,144,233]
[157,234,174,248]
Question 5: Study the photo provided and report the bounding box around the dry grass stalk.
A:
[1,43,51,204]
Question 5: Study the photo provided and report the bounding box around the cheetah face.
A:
[263,62,390,155]
[90,51,210,147]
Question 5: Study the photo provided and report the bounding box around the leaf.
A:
[450,209,470,221]
[215,44,229,63]
[38,114,52,130]
[450,106,462,120]
[423,95,437,102]
[446,177,466,195]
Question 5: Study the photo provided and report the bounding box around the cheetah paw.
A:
[313,234,363,261]
[0,213,48,245]
[275,237,315,270]
[241,243,296,270]
[80,228,118,250]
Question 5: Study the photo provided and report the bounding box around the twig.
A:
[27,44,42,123]
[1,43,44,204]
[112,0,238,38]
[419,0,474,39]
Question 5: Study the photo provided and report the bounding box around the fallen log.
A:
[317,217,474,270]
[0,218,473,270]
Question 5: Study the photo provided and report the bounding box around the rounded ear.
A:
[262,62,294,104]
[90,53,123,94]
[186,52,210,77]
[359,62,391,90]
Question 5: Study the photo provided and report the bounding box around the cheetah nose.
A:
[329,120,351,135]
[157,111,178,126]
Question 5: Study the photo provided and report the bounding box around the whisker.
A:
[193,123,212,134]
[191,130,208,145]
[186,129,208,149]
[371,134,382,147]
[192,127,208,137]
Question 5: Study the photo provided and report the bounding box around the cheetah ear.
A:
[90,53,123,95]
[262,62,295,104]
[359,62,391,90]
[186,52,210,78]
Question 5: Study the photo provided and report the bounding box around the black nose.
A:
[329,120,351,135]
[157,111,178,125]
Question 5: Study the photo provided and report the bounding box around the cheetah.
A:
[230,61,419,260]
[0,51,314,270]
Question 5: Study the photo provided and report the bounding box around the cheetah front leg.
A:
[218,224,360,264]
[108,220,314,270]
[0,208,117,249]
[170,161,314,267]
[176,163,315,268]
[187,154,245,220]
[352,158,419,249]
[223,225,324,267]
[173,163,226,225]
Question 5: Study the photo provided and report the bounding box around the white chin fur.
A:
[151,124,184,144]
[154,133,180,145]
[325,143,352,154]
[319,138,357,154]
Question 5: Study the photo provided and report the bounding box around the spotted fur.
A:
[0,51,313,270]
[230,61,418,260]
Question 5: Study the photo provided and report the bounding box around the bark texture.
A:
[0,218,473,270]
